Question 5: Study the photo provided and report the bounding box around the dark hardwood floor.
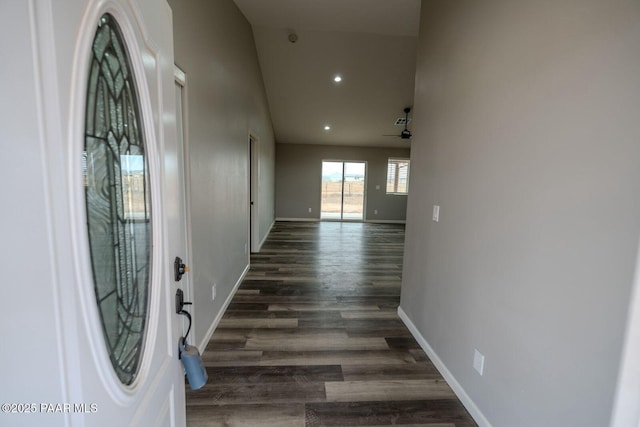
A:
[186,221,477,427]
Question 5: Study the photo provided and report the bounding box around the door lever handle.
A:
[175,288,192,314]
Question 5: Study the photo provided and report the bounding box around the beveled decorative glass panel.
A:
[83,13,151,385]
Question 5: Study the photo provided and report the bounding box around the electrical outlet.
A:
[473,349,485,376]
[308,207,312,213]
[212,284,217,301]
[374,209,378,215]
[432,205,440,222]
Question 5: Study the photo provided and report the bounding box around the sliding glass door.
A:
[321,161,366,221]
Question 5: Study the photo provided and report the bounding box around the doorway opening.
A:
[248,135,259,254]
[321,161,366,221]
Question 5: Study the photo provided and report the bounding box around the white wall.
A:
[400,1,640,426]
[168,0,276,348]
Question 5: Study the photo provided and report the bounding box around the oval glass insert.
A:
[83,13,152,385]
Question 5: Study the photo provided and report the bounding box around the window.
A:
[386,158,410,194]
[84,13,152,385]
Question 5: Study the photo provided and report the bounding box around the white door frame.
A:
[174,65,196,344]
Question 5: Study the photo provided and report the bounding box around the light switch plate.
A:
[473,349,485,376]
[432,205,440,222]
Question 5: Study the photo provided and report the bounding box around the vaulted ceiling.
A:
[233,0,421,148]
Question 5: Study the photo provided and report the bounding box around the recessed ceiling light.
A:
[333,75,342,83]
[324,125,331,131]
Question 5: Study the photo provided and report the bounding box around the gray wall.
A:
[400,1,640,426]
[169,0,276,349]
[276,143,410,221]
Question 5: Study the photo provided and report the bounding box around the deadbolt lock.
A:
[174,256,190,282]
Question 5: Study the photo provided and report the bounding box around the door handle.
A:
[175,288,192,314]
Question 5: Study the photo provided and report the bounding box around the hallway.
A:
[186,221,476,426]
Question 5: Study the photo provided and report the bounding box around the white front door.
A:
[2,0,187,426]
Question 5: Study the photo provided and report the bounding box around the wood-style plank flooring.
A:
[186,221,477,427]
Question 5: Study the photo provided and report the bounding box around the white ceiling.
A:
[233,0,421,148]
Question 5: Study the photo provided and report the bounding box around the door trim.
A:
[174,65,196,344]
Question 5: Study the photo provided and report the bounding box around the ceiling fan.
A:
[384,107,412,140]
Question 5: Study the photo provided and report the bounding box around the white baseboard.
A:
[197,263,250,353]
[275,218,406,224]
[397,306,493,427]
